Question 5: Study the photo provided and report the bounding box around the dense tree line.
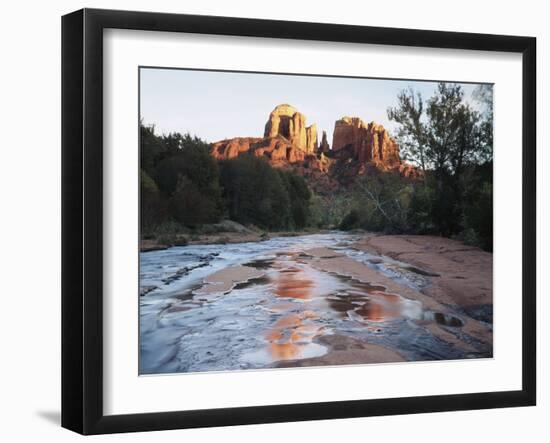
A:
[140,124,313,235]
[340,83,493,251]
[219,156,311,230]
[140,124,223,231]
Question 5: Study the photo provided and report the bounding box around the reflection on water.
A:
[274,265,314,299]
[262,312,327,362]
[254,257,327,363]
[244,253,426,366]
[327,275,423,324]
[139,233,470,374]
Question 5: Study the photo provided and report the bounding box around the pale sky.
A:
[139,67,485,144]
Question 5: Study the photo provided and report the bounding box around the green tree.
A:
[140,123,166,176]
[387,88,427,175]
[279,170,311,229]
[388,83,493,241]
[169,175,220,227]
[473,84,494,151]
[219,156,292,230]
[140,169,165,231]
[340,172,413,233]
[139,124,223,229]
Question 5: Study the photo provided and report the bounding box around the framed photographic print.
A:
[61,8,536,435]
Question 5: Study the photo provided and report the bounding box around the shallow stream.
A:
[140,232,483,374]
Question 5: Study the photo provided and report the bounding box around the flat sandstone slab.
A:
[277,335,405,367]
[195,265,265,295]
[356,235,493,308]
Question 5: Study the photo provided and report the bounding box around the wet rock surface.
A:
[139,233,493,374]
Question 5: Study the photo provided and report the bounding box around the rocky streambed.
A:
[139,232,493,374]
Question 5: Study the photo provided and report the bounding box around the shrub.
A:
[339,209,361,231]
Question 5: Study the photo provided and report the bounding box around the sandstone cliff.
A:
[306,123,318,154]
[332,116,400,166]
[211,104,417,192]
[211,135,306,166]
[210,137,262,161]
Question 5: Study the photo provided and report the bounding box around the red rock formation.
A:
[306,124,318,154]
[210,105,417,193]
[332,117,400,166]
[264,104,309,152]
[211,135,306,166]
[210,137,262,160]
[253,136,306,165]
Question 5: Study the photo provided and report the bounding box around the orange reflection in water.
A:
[355,292,403,322]
[274,265,314,299]
[327,273,407,324]
[266,314,303,361]
[273,313,302,329]
[264,311,325,362]
[269,341,302,361]
[262,257,413,363]
[259,260,326,362]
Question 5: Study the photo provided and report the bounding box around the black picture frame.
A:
[61,8,537,435]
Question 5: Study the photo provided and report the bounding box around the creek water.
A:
[139,232,478,374]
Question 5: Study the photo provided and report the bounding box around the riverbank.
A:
[140,221,329,252]
[356,235,493,322]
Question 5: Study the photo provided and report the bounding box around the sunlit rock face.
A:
[211,136,305,166]
[253,136,306,164]
[305,123,318,154]
[210,104,418,192]
[332,116,400,166]
[264,104,318,154]
[213,104,322,166]
[210,137,262,160]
